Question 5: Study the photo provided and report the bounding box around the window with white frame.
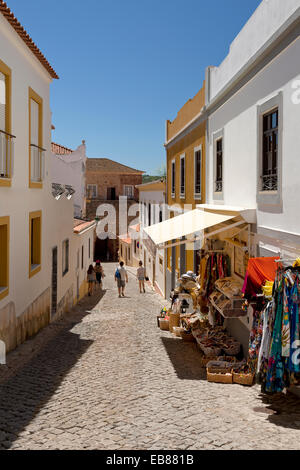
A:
[261,108,279,192]
[124,185,134,198]
[62,239,69,276]
[194,146,202,198]
[87,184,97,198]
[171,159,175,197]
[180,154,185,197]
[215,138,223,193]
[257,92,282,207]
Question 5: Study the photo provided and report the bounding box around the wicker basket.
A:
[207,371,233,384]
[169,312,180,332]
[173,326,184,337]
[232,372,254,386]
[159,318,170,331]
[200,355,218,368]
[200,344,222,356]
[207,362,233,374]
[223,343,241,356]
[180,330,195,342]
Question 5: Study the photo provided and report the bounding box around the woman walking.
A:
[94,260,104,290]
[87,264,96,296]
[137,261,146,293]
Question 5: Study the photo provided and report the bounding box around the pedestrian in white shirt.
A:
[136,261,146,293]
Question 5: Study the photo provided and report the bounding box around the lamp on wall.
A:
[65,185,75,200]
[52,183,65,200]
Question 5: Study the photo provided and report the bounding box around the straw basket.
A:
[199,355,218,368]
[232,372,254,386]
[180,331,195,342]
[223,342,241,356]
[207,371,233,384]
[169,312,180,332]
[200,344,222,356]
[173,326,184,337]
[207,362,233,374]
[159,318,169,331]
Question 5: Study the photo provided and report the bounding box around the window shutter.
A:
[30,99,39,146]
[0,72,6,132]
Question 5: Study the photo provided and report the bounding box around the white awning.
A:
[143,209,236,247]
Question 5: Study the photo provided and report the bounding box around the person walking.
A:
[115,261,128,297]
[94,260,104,290]
[87,264,96,296]
[137,260,146,293]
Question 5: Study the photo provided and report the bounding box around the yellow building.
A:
[165,81,206,290]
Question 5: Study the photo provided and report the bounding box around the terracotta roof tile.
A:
[52,142,73,155]
[0,1,59,79]
[86,158,144,174]
[73,218,95,233]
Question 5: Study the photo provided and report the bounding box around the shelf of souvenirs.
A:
[209,277,246,319]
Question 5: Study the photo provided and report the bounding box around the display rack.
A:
[209,277,246,318]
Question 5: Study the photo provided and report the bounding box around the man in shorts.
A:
[115,261,128,297]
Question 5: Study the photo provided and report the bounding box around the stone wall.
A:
[0,288,50,353]
[86,172,142,201]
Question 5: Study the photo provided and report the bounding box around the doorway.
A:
[107,187,116,200]
[51,247,58,317]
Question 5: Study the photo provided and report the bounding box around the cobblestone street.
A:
[0,263,300,450]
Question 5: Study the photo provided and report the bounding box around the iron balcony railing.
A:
[0,129,15,179]
[261,171,278,191]
[215,179,223,192]
[30,144,46,183]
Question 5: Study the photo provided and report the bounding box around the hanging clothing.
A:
[242,256,279,298]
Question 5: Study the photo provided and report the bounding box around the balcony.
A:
[0,129,15,184]
[215,179,223,193]
[30,144,46,183]
[261,171,278,191]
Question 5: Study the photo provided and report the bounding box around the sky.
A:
[7,0,262,174]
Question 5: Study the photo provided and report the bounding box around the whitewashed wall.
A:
[207,27,300,241]
[0,12,85,324]
[139,189,166,296]
[208,0,300,100]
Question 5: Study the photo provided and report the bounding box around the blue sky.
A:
[8,0,261,174]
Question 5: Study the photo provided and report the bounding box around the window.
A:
[215,138,223,192]
[87,184,97,198]
[107,187,116,200]
[134,240,137,254]
[261,108,278,191]
[62,239,69,276]
[77,249,79,269]
[0,60,13,186]
[148,203,151,226]
[171,160,175,197]
[81,245,84,270]
[128,247,130,260]
[29,88,44,188]
[194,146,202,198]
[29,211,41,278]
[0,216,9,301]
[124,185,134,198]
[159,206,163,223]
[180,154,185,197]
[89,238,91,259]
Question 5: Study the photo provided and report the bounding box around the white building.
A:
[203,0,300,349]
[52,141,87,218]
[138,180,166,297]
[0,3,95,354]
